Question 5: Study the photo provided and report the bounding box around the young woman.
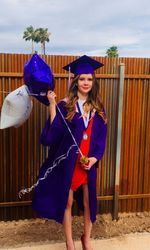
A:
[32,55,107,250]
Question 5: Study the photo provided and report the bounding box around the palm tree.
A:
[36,28,51,55]
[23,26,38,53]
[106,46,119,57]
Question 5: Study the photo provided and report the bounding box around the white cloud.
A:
[0,0,150,57]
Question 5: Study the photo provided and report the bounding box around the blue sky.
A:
[0,0,150,57]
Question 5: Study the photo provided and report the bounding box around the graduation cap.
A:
[63,55,104,77]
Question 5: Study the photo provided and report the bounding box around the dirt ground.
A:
[0,212,150,248]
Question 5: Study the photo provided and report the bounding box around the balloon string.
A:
[18,106,83,197]
[19,144,78,198]
[0,88,84,195]
[0,90,46,97]
[0,89,83,157]
[0,90,12,94]
[1,90,84,155]
[56,105,83,157]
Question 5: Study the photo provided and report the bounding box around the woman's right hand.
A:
[47,90,56,105]
[47,90,57,123]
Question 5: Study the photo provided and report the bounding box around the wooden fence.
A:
[0,54,150,221]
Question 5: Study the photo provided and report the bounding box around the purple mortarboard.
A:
[24,54,54,106]
[63,55,104,77]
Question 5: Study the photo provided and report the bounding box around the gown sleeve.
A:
[92,120,107,161]
[40,101,66,147]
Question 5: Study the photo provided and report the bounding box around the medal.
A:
[83,133,88,140]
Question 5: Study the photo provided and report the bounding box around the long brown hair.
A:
[65,74,107,123]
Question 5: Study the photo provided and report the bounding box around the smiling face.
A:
[77,74,93,98]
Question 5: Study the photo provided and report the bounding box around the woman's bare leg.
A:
[82,184,92,249]
[63,189,75,250]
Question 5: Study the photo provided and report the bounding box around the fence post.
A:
[113,63,125,220]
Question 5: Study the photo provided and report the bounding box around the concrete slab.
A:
[2,233,150,250]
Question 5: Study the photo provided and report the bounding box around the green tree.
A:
[23,26,39,53]
[106,46,119,57]
[36,28,51,55]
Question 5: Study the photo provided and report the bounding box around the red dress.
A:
[71,117,94,191]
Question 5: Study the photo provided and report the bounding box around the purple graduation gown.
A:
[32,100,107,224]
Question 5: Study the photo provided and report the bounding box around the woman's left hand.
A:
[82,157,97,170]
